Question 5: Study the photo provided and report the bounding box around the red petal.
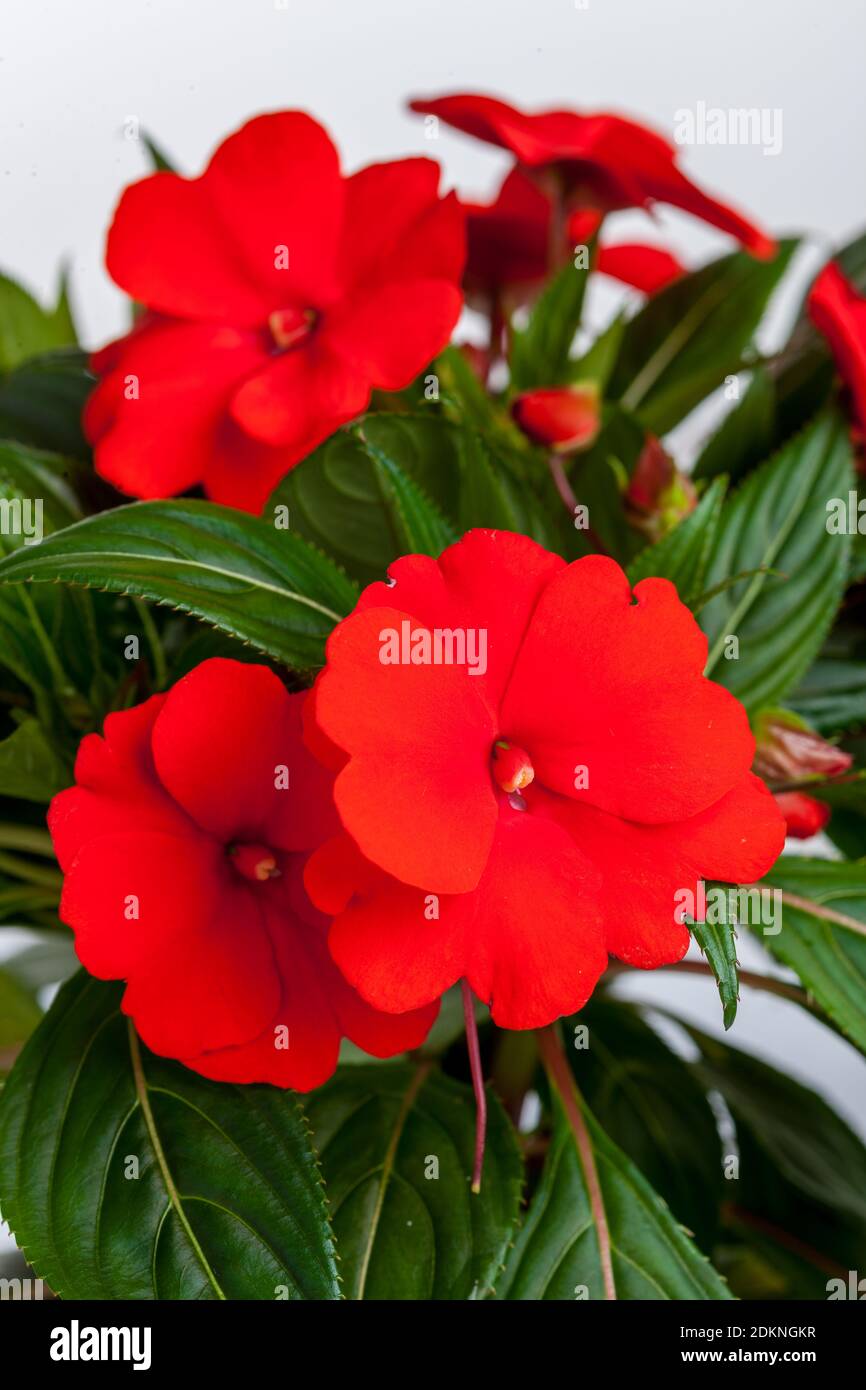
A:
[61,830,280,1055]
[48,695,185,871]
[325,279,463,391]
[352,529,565,707]
[532,773,784,968]
[85,317,267,499]
[327,803,607,1029]
[316,604,498,893]
[183,880,435,1090]
[596,242,685,294]
[229,339,369,449]
[501,555,754,822]
[151,659,337,850]
[808,262,866,433]
[106,113,343,323]
[465,168,550,290]
[411,94,774,256]
[341,158,465,288]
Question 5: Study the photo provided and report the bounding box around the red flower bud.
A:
[753,711,852,782]
[773,791,831,839]
[512,384,600,452]
[626,434,696,540]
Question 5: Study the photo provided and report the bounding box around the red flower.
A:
[412,94,775,258]
[773,791,831,839]
[48,658,436,1089]
[808,261,866,436]
[465,171,684,299]
[464,168,550,294]
[512,385,600,451]
[85,113,465,513]
[306,530,785,1029]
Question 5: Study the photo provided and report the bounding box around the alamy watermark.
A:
[378,621,488,676]
[0,496,43,546]
[673,102,783,157]
[674,883,782,935]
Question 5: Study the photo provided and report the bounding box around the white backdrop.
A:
[0,0,865,1173]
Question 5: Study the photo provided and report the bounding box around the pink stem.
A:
[462,979,487,1194]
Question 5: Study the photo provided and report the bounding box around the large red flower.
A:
[412,93,775,259]
[306,531,785,1029]
[808,261,866,436]
[48,658,436,1089]
[85,112,465,513]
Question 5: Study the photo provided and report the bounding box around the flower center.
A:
[229,841,280,882]
[491,739,535,795]
[268,306,317,350]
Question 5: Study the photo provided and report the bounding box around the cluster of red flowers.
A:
[51,532,786,1088]
[53,93,866,1092]
[86,93,784,512]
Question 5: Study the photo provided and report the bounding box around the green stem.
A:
[133,598,168,690]
[14,585,77,697]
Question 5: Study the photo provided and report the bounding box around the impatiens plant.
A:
[0,90,865,1304]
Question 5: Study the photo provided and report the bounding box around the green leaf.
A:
[567,311,626,391]
[789,623,866,735]
[701,410,853,711]
[142,132,176,172]
[509,257,591,389]
[0,966,42,1048]
[687,1023,866,1238]
[690,907,740,1030]
[436,345,520,444]
[570,1000,723,1248]
[563,406,647,564]
[0,442,92,708]
[0,972,341,1299]
[270,414,551,584]
[496,1091,731,1300]
[0,270,77,372]
[0,348,92,457]
[692,368,776,485]
[682,1022,866,1299]
[0,719,66,801]
[304,1061,523,1299]
[610,242,797,434]
[359,427,458,557]
[627,476,727,600]
[758,856,866,1054]
[808,771,866,858]
[0,499,358,672]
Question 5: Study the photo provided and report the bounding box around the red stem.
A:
[547,454,607,553]
[462,979,487,1194]
[536,1023,617,1300]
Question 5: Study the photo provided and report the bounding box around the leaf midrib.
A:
[0,548,344,623]
[127,1021,226,1300]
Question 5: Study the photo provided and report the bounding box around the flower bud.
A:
[625,434,696,540]
[753,710,852,782]
[512,384,600,453]
[773,791,831,839]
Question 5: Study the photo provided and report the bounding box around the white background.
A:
[0,0,865,1242]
